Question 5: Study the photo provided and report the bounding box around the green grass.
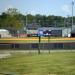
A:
[0,52,75,75]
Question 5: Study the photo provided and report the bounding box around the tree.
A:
[25,14,35,24]
[0,8,24,34]
[5,8,19,16]
[0,8,75,32]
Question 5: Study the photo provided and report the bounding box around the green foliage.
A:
[0,8,75,32]
[26,14,35,23]
[0,8,24,34]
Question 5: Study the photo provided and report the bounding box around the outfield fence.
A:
[0,37,75,50]
[0,43,75,50]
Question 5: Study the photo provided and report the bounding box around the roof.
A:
[0,29,9,34]
[37,27,68,31]
[0,29,9,31]
[26,23,39,30]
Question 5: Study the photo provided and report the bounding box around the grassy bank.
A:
[0,52,75,75]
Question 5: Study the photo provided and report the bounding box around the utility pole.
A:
[38,36,41,54]
[71,0,74,31]
[26,12,27,27]
[25,12,28,35]
[64,17,66,27]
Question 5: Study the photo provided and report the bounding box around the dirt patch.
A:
[0,53,11,59]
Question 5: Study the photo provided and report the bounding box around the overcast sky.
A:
[0,0,75,17]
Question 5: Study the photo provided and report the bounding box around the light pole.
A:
[71,0,74,31]
[25,12,28,35]
[26,12,27,27]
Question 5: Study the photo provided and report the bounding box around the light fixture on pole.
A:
[71,0,74,31]
[26,12,27,27]
[25,12,28,34]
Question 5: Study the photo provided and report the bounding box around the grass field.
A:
[0,52,75,75]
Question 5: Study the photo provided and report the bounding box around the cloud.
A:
[4,5,14,11]
[62,4,70,13]
[29,10,36,15]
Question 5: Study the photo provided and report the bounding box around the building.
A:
[26,23,39,36]
[0,29,12,38]
[24,23,72,37]
[70,25,75,37]
[38,27,71,37]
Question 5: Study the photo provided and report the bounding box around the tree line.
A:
[0,8,75,34]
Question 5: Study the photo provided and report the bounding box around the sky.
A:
[0,0,75,17]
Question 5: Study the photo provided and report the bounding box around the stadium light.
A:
[71,0,74,31]
[25,12,28,35]
[26,12,28,27]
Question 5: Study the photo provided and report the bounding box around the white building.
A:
[0,29,12,38]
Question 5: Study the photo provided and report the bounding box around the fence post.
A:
[38,36,41,54]
[48,36,50,54]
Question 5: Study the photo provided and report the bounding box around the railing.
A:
[0,37,75,50]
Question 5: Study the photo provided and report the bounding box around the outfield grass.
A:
[0,52,75,75]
